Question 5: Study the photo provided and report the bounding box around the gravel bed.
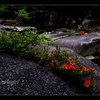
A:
[0,54,86,96]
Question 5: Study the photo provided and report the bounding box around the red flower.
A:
[82,67,87,71]
[62,64,71,70]
[79,31,85,36]
[86,67,93,72]
[37,41,41,45]
[70,65,76,70]
[83,78,91,87]
[69,61,75,66]
[65,57,70,61]
[82,67,93,73]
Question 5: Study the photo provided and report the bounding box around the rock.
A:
[45,30,75,40]
[86,56,95,60]
[0,45,100,95]
[34,44,100,94]
[0,25,37,32]
[0,54,80,95]
[0,19,6,24]
[45,32,68,40]
[15,26,37,32]
[51,32,100,56]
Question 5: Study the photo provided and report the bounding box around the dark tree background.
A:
[0,5,100,30]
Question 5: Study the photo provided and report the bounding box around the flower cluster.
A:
[83,77,96,88]
[60,61,96,88]
[46,44,96,88]
[0,30,96,89]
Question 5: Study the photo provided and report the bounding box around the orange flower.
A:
[79,31,85,36]
[37,41,41,45]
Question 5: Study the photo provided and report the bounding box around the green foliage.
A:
[39,33,54,45]
[15,8,29,25]
[40,39,54,45]
[0,6,9,19]
[0,29,39,54]
[0,29,54,54]
[0,29,97,91]
[15,9,29,19]
[0,6,9,14]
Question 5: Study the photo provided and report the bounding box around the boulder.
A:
[0,25,37,32]
[45,32,68,40]
[35,44,100,94]
[45,30,75,40]
[50,32,100,56]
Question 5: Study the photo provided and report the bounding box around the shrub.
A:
[0,29,97,93]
